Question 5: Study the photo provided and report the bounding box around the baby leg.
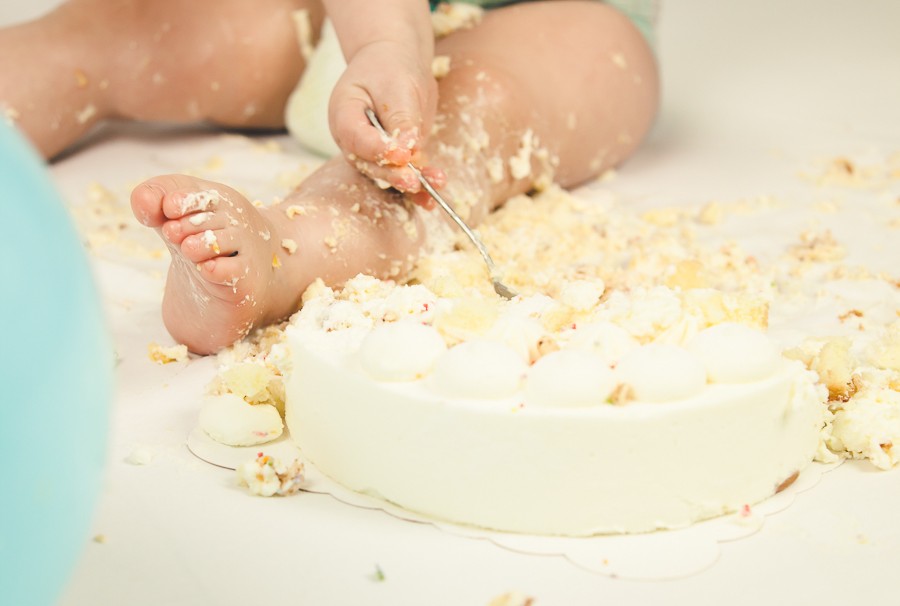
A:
[0,0,324,159]
[131,0,658,354]
[423,0,659,225]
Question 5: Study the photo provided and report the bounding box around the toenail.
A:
[144,183,166,198]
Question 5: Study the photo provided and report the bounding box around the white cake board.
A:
[187,427,840,581]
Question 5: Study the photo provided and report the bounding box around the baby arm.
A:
[323,0,439,193]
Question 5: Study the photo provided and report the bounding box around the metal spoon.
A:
[365,108,516,299]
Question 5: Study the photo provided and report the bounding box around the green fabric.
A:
[604,0,657,44]
[431,0,532,9]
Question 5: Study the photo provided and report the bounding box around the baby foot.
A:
[131,175,302,354]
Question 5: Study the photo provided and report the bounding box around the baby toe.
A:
[198,257,251,290]
[181,228,239,262]
[163,187,229,220]
[163,209,231,243]
[130,182,168,227]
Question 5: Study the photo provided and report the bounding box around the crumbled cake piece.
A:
[432,55,451,78]
[208,359,284,415]
[865,321,900,371]
[803,156,887,189]
[3,102,20,123]
[432,296,501,344]
[148,342,189,364]
[829,385,900,470]
[508,129,535,181]
[787,230,846,263]
[811,338,858,402]
[486,156,505,184]
[681,289,769,330]
[236,453,305,496]
[124,447,154,466]
[487,592,535,606]
[642,207,689,227]
[291,9,315,60]
[431,2,484,37]
[285,204,308,218]
[76,104,97,124]
[665,259,709,290]
[696,201,725,225]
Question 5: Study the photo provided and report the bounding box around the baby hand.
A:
[328,40,441,198]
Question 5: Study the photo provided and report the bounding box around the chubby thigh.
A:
[431,1,660,192]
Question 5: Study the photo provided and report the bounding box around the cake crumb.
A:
[809,338,858,401]
[148,342,189,364]
[696,201,724,225]
[3,104,20,123]
[839,309,864,322]
[866,322,900,371]
[281,238,298,254]
[508,130,535,180]
[291,9,315,60]
[76,104,97,124]
[432,55,451,78]
[829,385,900,469]
[607,383,635,406]
[488,592,534,606]
[642,207,685,227]
[431,3,484,37]
[236,453,305,497]
[124,447,154,466]
[787,229,845,263]
[486,156,505,184]
[285,204,308,218]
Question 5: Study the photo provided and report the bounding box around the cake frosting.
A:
[194,165,900,530]
[199,393,283,447]
[280,276,827,535]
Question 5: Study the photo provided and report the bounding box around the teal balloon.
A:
[0,122,112,605]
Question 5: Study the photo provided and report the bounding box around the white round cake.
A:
[282,276,826,535]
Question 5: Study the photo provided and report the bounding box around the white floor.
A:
[5,1,900,604]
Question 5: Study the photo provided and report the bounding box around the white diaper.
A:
[285,17,345,158]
